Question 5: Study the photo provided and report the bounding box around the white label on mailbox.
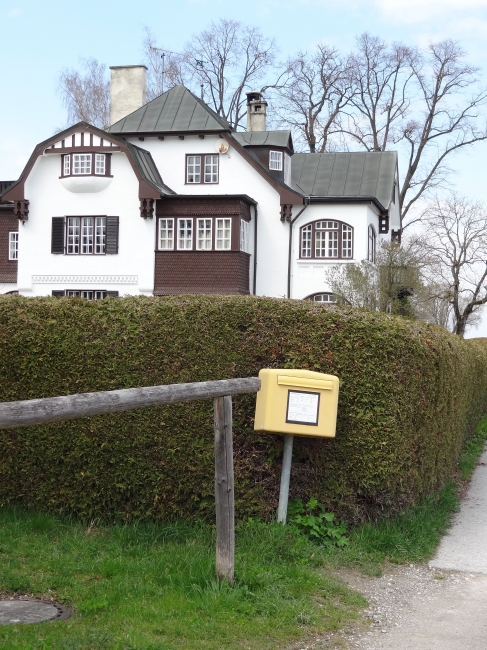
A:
[286,390,320,426]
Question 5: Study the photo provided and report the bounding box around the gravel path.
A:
[291,447,487,649]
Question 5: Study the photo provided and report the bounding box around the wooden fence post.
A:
[213,395,235,583]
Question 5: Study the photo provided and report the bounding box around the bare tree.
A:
[418,195,487,337]
[183,20,277,129]
[345,36,487,228]
[58,58,110,130]
[273,46,355,153]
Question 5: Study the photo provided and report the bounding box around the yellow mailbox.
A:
[254,368,339,438]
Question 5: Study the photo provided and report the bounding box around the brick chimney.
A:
[109,65,147,126]
[246,90,267,132]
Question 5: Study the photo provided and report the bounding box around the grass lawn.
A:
[2,414,486,650]
[0,512,364,650]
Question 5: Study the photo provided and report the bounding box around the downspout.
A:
[253,204,258,295]
[287,199,310,299]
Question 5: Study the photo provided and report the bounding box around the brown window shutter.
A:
[51,217,65,254]
[106,216,119,254]
[51,290,65,297]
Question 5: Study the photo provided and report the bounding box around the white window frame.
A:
[67,217,106,255]
[65,290,106,300]
[95,154,106,175]
[186,156,201,183]
[301,224,312,258]
[8,232,18,260]
[216,218,231,250]
[269,150,283,171]
[197,218,213,250]
[72,154,92,175]
[284,153,292,186]
[368,225,377,263]
[63,155,71,176]
[158,218,174,250]
[240,220,250,253]
[177,218,193,250]
[310,293,336,303]
[204,155,219,183]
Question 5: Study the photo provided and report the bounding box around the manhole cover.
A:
[0,600,70,625]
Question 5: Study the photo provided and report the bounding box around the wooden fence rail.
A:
[0,377,262,583]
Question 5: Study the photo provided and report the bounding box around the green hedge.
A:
[0,295,486,523]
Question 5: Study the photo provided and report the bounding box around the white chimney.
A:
[109,65,147,126]
[246,90,267,132]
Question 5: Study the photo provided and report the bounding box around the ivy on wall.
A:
[0,295,486,523]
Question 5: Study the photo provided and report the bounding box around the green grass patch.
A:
[0,509,364,650]
[460,414,487,480]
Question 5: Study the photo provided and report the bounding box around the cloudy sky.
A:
[2,0,487,334]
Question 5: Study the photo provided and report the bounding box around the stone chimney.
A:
[246,90,267,132]
[109,65,147,126]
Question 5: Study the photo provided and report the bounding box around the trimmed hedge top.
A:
[0,295,486,523]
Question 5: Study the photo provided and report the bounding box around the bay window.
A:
[61,153,111,177]
[157,216,238,252]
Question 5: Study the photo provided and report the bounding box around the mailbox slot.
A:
[277,375,333,391]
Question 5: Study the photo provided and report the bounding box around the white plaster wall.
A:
[19,152,155,297]
[0,284,17,294]
[290,203,381,300]
[134,135,289,297]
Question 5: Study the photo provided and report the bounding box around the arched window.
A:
[300,220,353,259]
[368,225,376,263]
[305,292,336,303]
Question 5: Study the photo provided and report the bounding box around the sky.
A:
[2,0,487,335]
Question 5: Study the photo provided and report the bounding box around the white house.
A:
[0,65,401,302]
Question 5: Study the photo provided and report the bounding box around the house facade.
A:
[0,65,401,302]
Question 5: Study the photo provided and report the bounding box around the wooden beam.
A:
[0,378,261,429]
[214,395,234,583]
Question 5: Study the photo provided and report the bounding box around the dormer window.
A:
[61,153,111,178]
[269,151,283,171]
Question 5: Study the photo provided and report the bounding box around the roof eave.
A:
[308,195,388,214]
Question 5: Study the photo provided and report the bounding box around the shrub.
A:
[0,295,486,523]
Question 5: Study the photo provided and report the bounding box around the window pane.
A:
[95,217,106,254]
[81,217,93,254]
[342,224,353,258]
[64,155,70,176]
[216,218,231,249]
[95,154,105,175]
[73,154,91,175]
[313,293,336,302]
[159,218,174,250]
[327,230,338,257]
[178,218,193,249]
[197,218,212,250]
[187,156,201,183]
[204,155,218,183]
[240,220,250,253]
[316,221,338,229]
[67,218,80,254]
[9,232,18,260]
[269,151,283,170]
[301,224,312,257]
[284,153,291,186]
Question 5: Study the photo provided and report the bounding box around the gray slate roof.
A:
[109,84,231,135]
[291,151,397,209]
[233,131,293,150]
[126,143,175,195]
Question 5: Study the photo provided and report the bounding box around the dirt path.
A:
[294,447,487,649]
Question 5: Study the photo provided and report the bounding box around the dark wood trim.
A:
[185,153,220,185]
[299,219,354,260]
[46,147,120,154]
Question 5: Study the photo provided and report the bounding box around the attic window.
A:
[61,153,111,178]
[269,151,283,171]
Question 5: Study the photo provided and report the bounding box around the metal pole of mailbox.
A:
[277,434,294,524]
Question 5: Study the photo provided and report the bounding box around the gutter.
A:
[253,204,258,295]
[287,199,310,299]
